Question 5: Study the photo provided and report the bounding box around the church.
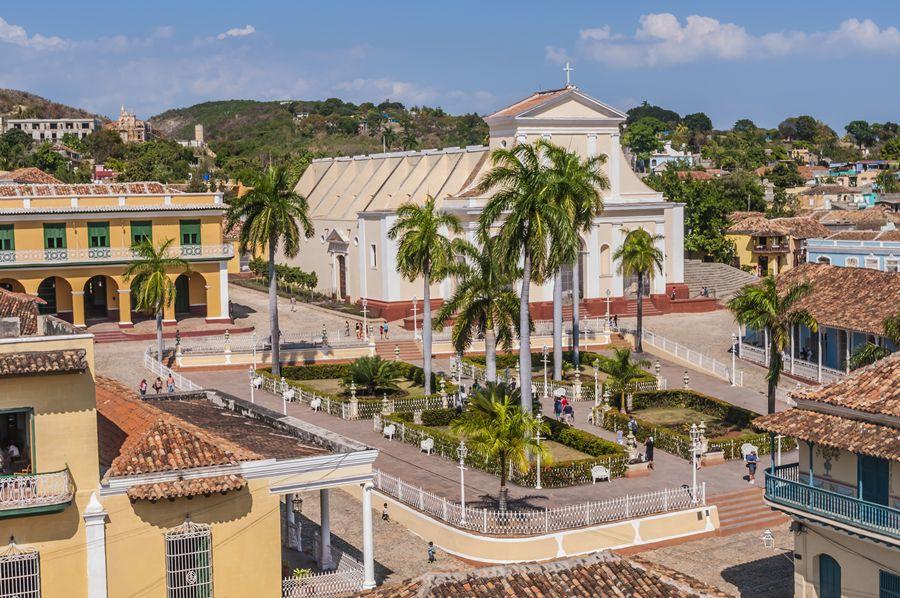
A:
[287,83,708,322]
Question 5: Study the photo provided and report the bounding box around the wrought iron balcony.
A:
[0,469,75,517]
[0,244,234,266]
[752,244,790,254]
[765,463,900,542]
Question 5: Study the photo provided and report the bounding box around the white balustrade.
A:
[0,244,232,266]
[0,469,74,511]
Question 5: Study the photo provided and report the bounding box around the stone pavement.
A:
[187,368,792,510]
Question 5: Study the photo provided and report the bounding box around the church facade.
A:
[288,85,706,321]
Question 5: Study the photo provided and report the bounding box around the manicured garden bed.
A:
[593,389,797,460]
[382,408,628,487]
[464,350,656,384]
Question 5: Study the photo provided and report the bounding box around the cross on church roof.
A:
[564,62,574,87]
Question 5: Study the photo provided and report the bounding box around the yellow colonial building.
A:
[0,290,379,597]
[726,214,829,276]
[0,181,233,327]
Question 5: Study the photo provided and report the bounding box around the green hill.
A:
[0,89,104,120]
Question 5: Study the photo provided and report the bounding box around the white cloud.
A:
[544,45,571,65]
[334,78,440,105]
[217,25,256,40]
[0,16,68,50]
[569,14,900,68]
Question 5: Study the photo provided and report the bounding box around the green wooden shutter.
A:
[130,220,152,245]
[818,554,841,598]
[0,224,13,251]
[43,223,66,249]
[180,220,201,245]
[859,454,890,506]
[882,570,900,598]
[88,222,110,248]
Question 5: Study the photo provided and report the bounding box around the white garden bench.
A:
[383,424,396,441]
[251,375,263,389]
[283,388,296,403]
[420,437,434,455]
[591,465,611,484]
[310,397,322,412]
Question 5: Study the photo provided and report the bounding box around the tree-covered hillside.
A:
[0,89,103,120]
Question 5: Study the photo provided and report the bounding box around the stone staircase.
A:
[621,299,663,318]
[712,487,789,536]
[91,329,132,343]
[683,260,758,302]
[375,339,422,361]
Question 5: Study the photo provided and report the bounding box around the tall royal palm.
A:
[124,238,190,363]
[543,141,609,370]
[478,142,574,412]
[613,229,664,353]
[728,276,817,416]
[436,235,521,382]
[226,165,314,377]
[389,195,463,394]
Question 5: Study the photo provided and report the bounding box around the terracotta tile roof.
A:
[727,216,828,238]
[0,349,87,376]
[489,88,570,118]
[824,229,900,242]
[0,288,43,335]
[1,167,63,184]
[361,552,729,597]
[800,184,857,196]
[817,207,889,228]
[772,262,900,336]
[0,182,181,198]
[677,170,714,180]
[126,474,247,502]
[791,352,900,418]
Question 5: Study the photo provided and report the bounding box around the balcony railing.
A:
[765,463,900,541]
[0,469,75,515]
[753,244,790,254]
[0,244,233,266]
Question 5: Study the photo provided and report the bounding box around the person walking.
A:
[345,320,350,337]
[383,322,389,340]
[139,379,148,396]
[427,541,436,563]
[166,374,175,393]
[627,416,638,437]
[563,402,575,424]
[381,503,390,522]
[746,450,759,484]
[152,377,163,394]
[553,396,562,421]
[290,295,296,312]
[645,435,655,468]
[379,324,384,340]
[613,314,618,329]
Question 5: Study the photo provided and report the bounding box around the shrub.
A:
[343,355,405,396]
[546,419,624,457]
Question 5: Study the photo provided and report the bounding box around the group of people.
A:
[553,391,575,424]
[138,374,175,396]
[605,314,619,329]
[0,441,23,474]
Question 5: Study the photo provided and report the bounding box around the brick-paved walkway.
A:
[187,368,794,510]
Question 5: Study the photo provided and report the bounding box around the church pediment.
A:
[488,87,627,125]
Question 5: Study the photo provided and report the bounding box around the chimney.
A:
[195,124,204,144]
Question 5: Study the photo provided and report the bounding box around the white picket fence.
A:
[738,342,844,384]
[282,569,362,597]
[623,327,744,387]
[170,329,366,356]
[373,468,704,536]
[142,348,202,391]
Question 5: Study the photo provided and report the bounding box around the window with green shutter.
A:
[180,220,201,246]
[130,220,152,246]
[43,223,66,249]
[0,225,13,251]
[88,222,110,248]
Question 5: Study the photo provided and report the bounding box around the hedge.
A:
[546,419,624,457]
[465,350,655,383]
[262,360,449,398]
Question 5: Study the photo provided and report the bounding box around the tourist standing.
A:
[645,436,655,468]
[427,542,436,563]
[166,374,175,393]
[139,379,148,396]
[628,416,638,437]
[746,450,759,485]
[381,503,390,522]
[152,377,163,394]
[553,396,562,421]
[290,295,296,312]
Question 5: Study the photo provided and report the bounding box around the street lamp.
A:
[593,359,600,407]
[412,296,419,340]
[248,366,255,404]
[683,370,690,390]
[731,333,739,387]
[457,441,468,523]
[605,289,611,324]
[534,414,544,490]
[251,331,258,371]
[292,494,303,515]
[654,359,661,379]
[361,299,369,341]
[689,423,701,503]
[542,345,549,399]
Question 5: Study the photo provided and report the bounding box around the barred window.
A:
[0,542,40,598]
[165,520,213,598]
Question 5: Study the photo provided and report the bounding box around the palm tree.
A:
[435,235,521,382]
[728,276,817,415]
[451,383,549,512]
[388,195,463,395]
[226,165,314,377]
[543,142,609,369]
[596,347,650,412]
[124,238,190,363]
[613,229,664,353]
[885,314,900,346]
[478,142,574,412]
[342,355,404,396]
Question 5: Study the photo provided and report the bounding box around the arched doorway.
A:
[817,554,841,598]
[36,277,73,317]
[174,274,191,315]
[337,254,348,298]
[0,278,25,294]
[84,275,118,320]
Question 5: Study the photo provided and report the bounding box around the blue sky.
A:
[2,1,899,131]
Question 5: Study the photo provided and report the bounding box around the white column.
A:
[790,325,795,375]
[361,482,376,589]
[358,217,368,300]
[219,261,229,320]
[585,225,600,299]
[587,134,597,158]
[611,224,624,297]
[609,132,621,199]
[83,493,108,598]
[652,221,666,295]
[671,205,685,284]
[817,329,823,382]
[319,489,334,570]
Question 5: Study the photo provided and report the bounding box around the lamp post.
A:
[731,333,738,387]
[412,296,419,340]
[654,359,661,379]
[605,289,612,327]
[252,331,258,371]
[361,298,369,341]
[248,366,255,404]
[542,345,549,399]
[291,494,303,551]
[534,414,544,490]
[683,370,690,390]
[593,359,600,407]
[457,441,468,523]
[689,423,701,504]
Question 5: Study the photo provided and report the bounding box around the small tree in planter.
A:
[342,355,404,397]
[596,347,650,413]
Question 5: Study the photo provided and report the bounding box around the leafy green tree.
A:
[450,383,549,512]
[380,124,398,151]
[543,142,608,369]
[848,343,891,371]
[876,170,900,194]
[0,128,32,169]
[767,188,797,218]
[883,137,900,160]
[626,101,680,126]
[226,165,315,377]
[767,161,804,190]
[845,120,876,149]
[124,239,190,363]
[389,195,463,395]
[794,116,819,142]
[733,119,757,134]
[884,314,900,346]
[683,112,713,133]
[118,140,192,182]
[342,355,404,396]
[59,132,85,152]
[728,276,817,415]
[623,117,665,171]
[613,229,664,353]
[596,347,651,412]
[435,236,520,382]
[478,142,573,412]
[83,128,125,163]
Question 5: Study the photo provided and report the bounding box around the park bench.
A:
[420,437,434,455]
[591,465,611,484]
[310,397,322,412]
[283,387,296,403]
[383,424,396,441]
[251,375,263,389]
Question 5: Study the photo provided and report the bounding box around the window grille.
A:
[0,541,40,598]
[165,520,213,598]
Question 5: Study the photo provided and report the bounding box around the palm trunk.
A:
[268,238,281,377]
[519,251,533,413]
[156,309,164,364]
[572,258,581,368]
[553,270,563,380]
[635,273,644,353]
[621,389,627,413]
[767,339,782,472]
[484,326,497,383]
[498,455,508,512]
[422,262,432,395]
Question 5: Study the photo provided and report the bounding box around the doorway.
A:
[175,274,191,315]
[337,255,347,299]
[84,276,109,319]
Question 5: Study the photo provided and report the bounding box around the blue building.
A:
[806,230,900,272]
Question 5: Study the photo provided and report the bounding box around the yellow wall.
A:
[726,233,798,276]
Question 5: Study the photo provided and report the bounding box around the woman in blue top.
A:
[746,450,759,485]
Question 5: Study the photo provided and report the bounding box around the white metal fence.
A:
[372,468,704,536]
[282,548,363,598]
[143,348,202,392]
[170,329,366,356]
[0,469,74,511]
[624,327,744,387]
[738,341,844,384]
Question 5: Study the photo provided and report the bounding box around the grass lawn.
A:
[633,407,754,438]
[299,378,425,399]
